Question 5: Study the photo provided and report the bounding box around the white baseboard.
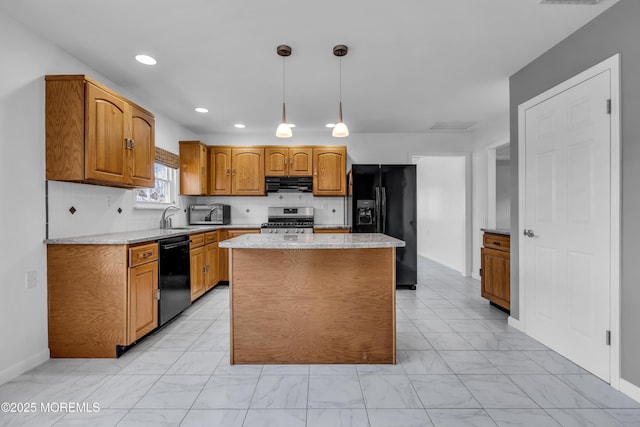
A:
[471,273,481,280]
[0,348,50,386]
[620,379,640,403]
[507,316,524,332]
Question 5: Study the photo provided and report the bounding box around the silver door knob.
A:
[523,229,535,238]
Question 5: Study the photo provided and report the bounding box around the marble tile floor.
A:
[1,257,639,427]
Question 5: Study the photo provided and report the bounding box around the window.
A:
[134,163,177,208]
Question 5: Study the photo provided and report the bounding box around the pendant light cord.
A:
[282,57,286,104]
[339,57,342,104]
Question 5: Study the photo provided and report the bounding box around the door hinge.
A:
[479,268,483,277]
[156,289,161,301]
[606,330,611,346]
[606,99,612,115]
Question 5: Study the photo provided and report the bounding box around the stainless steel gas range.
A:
[260,207,314,234]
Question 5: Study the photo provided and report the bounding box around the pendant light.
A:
[332,44,349,138]
[276,45,292,138]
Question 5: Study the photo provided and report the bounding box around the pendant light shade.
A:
[276,102,292,138]
[332,45,349,138]
[276,45,292,138]
[332,102,349,137]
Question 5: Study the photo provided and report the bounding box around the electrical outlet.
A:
[106,196,113,208]
[26,270,37,289]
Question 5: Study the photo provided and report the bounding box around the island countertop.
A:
[219,232,405,249]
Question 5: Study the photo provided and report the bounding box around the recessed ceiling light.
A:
[234,123,246,129]
[325,123,336,128]
[195,107,209,113]
[135,54,157,65]
[288,123,296,128]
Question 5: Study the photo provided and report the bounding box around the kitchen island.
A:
[219,233,405,364]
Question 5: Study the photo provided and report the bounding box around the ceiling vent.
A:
[428,121,476,132]
[540,0,600,4]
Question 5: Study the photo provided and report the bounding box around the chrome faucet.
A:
[160,205,180,229]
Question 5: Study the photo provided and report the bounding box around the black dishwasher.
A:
[158,235,191,326]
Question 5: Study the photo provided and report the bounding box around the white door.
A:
[523,70,611,381]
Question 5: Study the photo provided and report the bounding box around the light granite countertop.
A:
[44,223,354,245]
[43,224,261,245]
[219,233,405,249]
[481,228,510,236]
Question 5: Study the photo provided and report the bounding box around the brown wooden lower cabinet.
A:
[47,241,159,358]
[129,259,159,341]
[480,232,510,311]
[190,230,222,301]
[218,229,260,281]
[205,241,219,290]
[190,245,206,301]
[314,228,350,233]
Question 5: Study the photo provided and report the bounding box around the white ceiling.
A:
[0,0,618,136]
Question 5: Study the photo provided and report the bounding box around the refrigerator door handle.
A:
[381,187,387,234]
[375,186,381,230]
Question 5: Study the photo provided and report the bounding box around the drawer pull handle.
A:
[141,251,153,258]
[492,241,501,246]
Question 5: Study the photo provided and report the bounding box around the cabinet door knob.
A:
[226,169,230,176]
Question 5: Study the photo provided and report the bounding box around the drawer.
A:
[314,228,351,233]
[205,231,218,244]
[190,232,206,248]
[129,242,158,267]
[227,229,260,238]
[483,233,510,251]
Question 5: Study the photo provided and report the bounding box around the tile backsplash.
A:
[195,193,346,225]
[47,181,346,238]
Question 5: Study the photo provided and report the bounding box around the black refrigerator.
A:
[350,164,417,289]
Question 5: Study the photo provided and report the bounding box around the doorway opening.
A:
[412,154,471,276]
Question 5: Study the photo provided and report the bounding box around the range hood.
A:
[266,176,313,193]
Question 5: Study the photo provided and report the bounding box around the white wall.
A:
[0,12,197,384]
[470,113,510,279]
[415,156,467,273]
[496,159,511,229]
[200,131,473,164]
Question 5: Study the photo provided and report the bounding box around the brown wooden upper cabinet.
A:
[208,147,232,195]
[232,147,265,195]
[45,75,155,188]
[265,147,313,176]
[313,146,347,196]
[179,141,208,195]
[199,146,264,196]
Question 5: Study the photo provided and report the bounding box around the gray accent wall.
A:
[509,0,640,386]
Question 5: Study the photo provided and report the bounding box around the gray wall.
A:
[509,0,640,386]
